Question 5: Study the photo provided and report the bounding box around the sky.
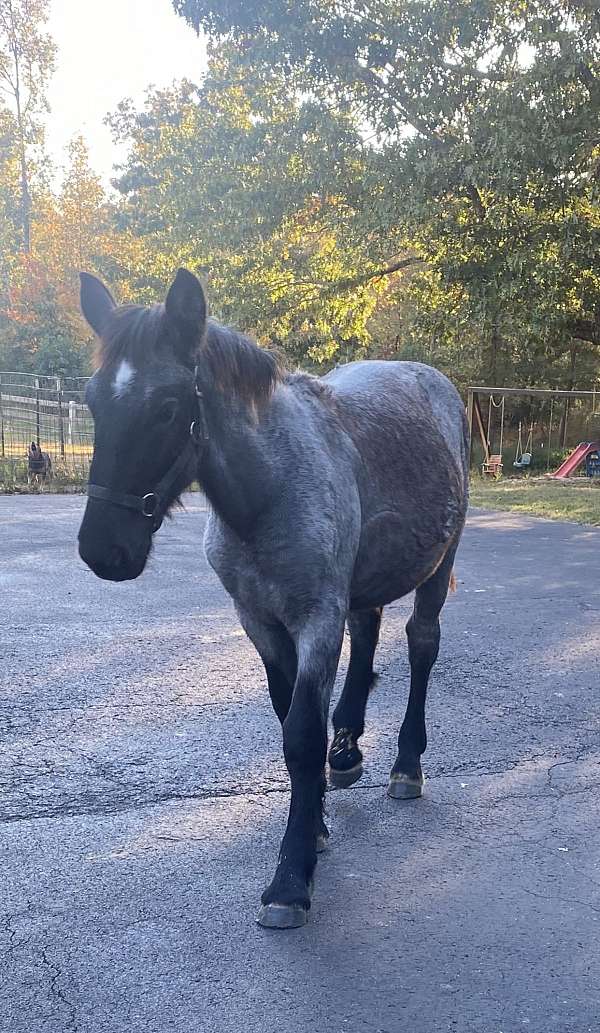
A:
[46,0,207,186]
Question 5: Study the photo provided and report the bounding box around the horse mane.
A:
[202,321,282,405]
[96,305,282,406]
[95,304,164,369]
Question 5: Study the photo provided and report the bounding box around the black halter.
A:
[87,369,208,533]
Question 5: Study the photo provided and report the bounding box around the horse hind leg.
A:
[328,607,382,788]
[388,548,456,800]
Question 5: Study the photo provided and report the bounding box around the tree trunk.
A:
[12,30,31,253]
[559,342,578,447]
[488,319,500,383]
[18,141,31,253]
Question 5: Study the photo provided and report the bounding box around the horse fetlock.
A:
[328,728,364,788]
[260,861,314,926]
[316,814,330,852]
[328,727,363,769]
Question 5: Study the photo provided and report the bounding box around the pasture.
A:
[0,373,92,489]
[1,494,599,1033]
[470,476,600,526]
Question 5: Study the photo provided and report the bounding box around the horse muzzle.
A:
[78,501,152,581]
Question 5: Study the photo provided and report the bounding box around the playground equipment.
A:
[513,420,534,469]
[551,442,600,478]
[481,395,505,477]
[467,386,600,477]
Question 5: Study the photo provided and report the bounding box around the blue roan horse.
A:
[78,269,469,929]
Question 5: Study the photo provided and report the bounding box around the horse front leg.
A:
[258,608,344,929]
[263,660,330,854]
[235,607,330,855]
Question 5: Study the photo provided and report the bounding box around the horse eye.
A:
[156,400,178,426]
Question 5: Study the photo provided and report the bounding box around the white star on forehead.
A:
[112,359,136,398]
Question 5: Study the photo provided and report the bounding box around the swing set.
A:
[513,420,534,469]
[467,385,600,478]
[478,394,534,477]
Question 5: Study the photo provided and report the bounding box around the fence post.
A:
[68,400,76,446]
[56,376,65,458]
[35,376,40,447]
[466,389,474,467]
[0,375,4,457]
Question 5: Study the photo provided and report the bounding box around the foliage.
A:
[2,1,600,390]
[0,136,109,375]
[0,0,55,251]
[107,53,414,362]
[175,1,600,383]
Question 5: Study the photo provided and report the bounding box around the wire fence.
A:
[0,371,93,486]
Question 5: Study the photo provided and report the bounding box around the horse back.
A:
[325,360,469,607]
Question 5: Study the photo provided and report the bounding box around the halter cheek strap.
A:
[86,369,208,533]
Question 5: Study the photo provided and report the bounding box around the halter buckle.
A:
[141,492,159,518]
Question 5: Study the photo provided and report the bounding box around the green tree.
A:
[59,135,106,271]
[175,1,600,387]
[0,0,55,252]
[108,48,416,363]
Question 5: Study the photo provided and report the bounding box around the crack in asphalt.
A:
[39,946,78,1033]
[520,885,600,917]
[1,747,598,826]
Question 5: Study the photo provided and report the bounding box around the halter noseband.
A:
[86,368,208,533]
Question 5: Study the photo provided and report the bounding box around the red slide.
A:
[552,442,598,478]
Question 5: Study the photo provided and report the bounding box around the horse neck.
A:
[198,391,275,538]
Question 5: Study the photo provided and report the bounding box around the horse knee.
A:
[283,704,327,776]
[284,609,345,777]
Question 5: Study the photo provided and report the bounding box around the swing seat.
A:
[482,455,503,478]
[513,452,532,469]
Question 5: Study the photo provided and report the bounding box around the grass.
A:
[0,456,88,493]
[470,475,600,526]
[1,442,92,459]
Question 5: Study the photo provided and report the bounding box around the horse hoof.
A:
[388,773,424,800]
[256,903,309,929]
[328,761,364,789]
[316,832,330,853]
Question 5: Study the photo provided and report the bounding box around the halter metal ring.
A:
[141,492,159,518]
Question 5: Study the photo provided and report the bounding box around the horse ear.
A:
[80,272,117,337]
[165,268,207,366]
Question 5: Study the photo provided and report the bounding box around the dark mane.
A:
[202,321,282,405]
[96,304,164,369]
[97,305,282,406]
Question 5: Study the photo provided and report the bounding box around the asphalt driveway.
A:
[1,495,599,1032]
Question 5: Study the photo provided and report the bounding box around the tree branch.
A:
[465,184,486,220]
[442,60,508,83]
[571,319,600,346]
[330,255,424,293]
